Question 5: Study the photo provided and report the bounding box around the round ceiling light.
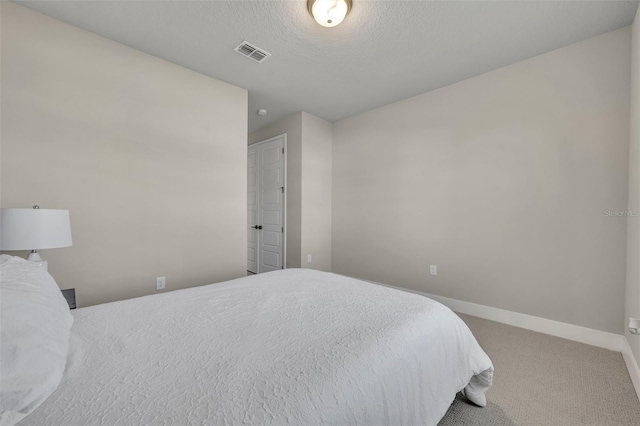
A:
[308,0,352,28]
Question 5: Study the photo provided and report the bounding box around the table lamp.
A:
[0,205,72,271]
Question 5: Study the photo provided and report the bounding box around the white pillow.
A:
[0,254,74,426]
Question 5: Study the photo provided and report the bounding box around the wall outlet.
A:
[430,265,437,276]
[307,254,312,263]
[630,317,640,335]
[156,276,166,291]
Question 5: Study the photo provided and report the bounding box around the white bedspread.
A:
[20,269,493,426]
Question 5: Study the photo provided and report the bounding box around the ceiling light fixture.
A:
[308,0,351,28]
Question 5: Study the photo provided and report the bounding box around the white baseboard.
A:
[360,277,640,402]
[621,337,640,402]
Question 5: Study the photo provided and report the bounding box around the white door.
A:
[247,146,259,274]
[247,135,286,273]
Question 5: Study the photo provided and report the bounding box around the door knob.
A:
[258,225,263,230]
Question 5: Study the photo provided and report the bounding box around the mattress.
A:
[20,269,493,425]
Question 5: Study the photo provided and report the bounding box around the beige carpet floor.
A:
[439,314,640,425]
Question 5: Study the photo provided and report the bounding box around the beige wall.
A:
[249,113,303,268]
[332,28,631,334]
[626,8,640,366]
[301,112,332,272]
[1,3,248,307]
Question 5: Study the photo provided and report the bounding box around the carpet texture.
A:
[439,314,640,425]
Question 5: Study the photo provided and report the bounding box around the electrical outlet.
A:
[430,265,437,276]
[156,276,166,291]
[630,318,640,335]
[307,254,312,263]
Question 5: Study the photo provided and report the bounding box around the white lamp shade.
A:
[1,208,72,251]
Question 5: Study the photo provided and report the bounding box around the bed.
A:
[1,254,493,426]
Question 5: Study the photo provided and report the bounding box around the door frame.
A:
[249,133,287,271]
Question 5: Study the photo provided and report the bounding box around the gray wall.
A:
[626,7,640,366]
[301,112,332,272]
[1,3,248,307]
[332,28,631,334]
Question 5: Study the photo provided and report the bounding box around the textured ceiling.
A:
[13,0,640,133]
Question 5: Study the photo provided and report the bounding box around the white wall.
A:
[1,3,248,306]
[626,7,640,366]
[332,28,631,334]
[301,112,332,272]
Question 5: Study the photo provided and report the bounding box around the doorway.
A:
[247,134,286,274]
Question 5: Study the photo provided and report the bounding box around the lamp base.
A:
[26,251,48,271]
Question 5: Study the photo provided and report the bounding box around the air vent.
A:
[234,41,271,63]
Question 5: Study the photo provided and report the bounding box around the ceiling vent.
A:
[234,41,271,63]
